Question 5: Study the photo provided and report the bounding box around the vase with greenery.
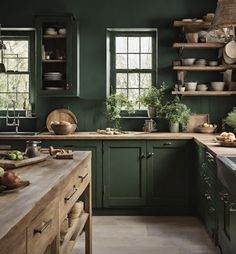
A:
[161,97,191,133]
[224,108,236,133]
[139,83,167,118]
[105,93,134,130]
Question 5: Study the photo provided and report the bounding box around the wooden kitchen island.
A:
[0,151,92,254]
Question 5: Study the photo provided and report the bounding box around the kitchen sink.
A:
[0,132,39,135]
[217,155,236,194]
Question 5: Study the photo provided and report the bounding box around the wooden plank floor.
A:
[73,216,218,254]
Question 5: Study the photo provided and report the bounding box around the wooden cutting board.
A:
[0,154,49,169]
[186,114,209,132]
[46,108,78,132]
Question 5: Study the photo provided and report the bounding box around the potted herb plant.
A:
[224,108,236,133]
[105,93,134,130]
[139,83,167,118]
[161,97,191,133]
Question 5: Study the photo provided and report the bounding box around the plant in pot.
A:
[161,96,191,133]
[105,93,134,130]
[224,108,236,133]
[139,83,167,118]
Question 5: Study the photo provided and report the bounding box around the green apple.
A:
[0,167,4,177]
[7,153,17,160]
[16,154,23,160]
[14,151,22,156]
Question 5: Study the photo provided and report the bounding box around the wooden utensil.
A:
[46,108,77,132]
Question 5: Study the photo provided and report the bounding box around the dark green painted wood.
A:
[35,14,79,97]
[147,140,189,209]
[103,140,146,207]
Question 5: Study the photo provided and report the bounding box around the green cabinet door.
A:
[103,140,146,208]
[35,14,79,97]
[41,140,102,209]
[147,140,189,211]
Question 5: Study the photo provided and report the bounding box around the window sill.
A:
[0,116,37,119]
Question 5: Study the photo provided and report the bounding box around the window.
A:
[0,31,34,110]
[107,29,157,109]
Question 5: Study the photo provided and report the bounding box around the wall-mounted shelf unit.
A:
[173,66,228,71]
[172,91,236,96]
[173,42,224,49]
[173,20,211,29]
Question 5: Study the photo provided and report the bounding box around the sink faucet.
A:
[6,100,20,133]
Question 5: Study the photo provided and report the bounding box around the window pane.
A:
[128,54,139,69]
[141,37,152,53]
[116,73,127,88]
[0,94,9,109]
[116,37,127,53]
[128,37,139,53]
[128,73,139,88]
[128,89,139,103]
[140,73,152,88]
[139,89,147,108]
[116,54,127,69]
[116,88,127,97]
[141,54,152,69]
[8,75,29,92]
[4,40,29,58]
[0,75,7,92]
[16,93,29,109]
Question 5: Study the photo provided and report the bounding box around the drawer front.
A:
[152,140,188,148]
[60,160,90,221]
[27,198,59,254]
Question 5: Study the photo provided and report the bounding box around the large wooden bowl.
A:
[196,126,216,134]
[51,123,77,135]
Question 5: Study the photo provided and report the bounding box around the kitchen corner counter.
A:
[0,131,235,156]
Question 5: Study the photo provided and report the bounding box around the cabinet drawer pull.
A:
[64,186,78,202]
[163,142,172,146]
[78,172,88,182]
[34,219,52,235]
[147,152,154,158]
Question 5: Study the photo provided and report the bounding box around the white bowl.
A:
[211,82,225,91]
[185,82,197,91]
[182,58,196,66]
[208,61,218,66]
[58,28,66,35]
[197,84,208,91]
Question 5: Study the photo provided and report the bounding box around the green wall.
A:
[0,0,234,131]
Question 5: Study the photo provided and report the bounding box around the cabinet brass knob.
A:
[147,152,154,158]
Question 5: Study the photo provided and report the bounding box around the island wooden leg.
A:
[84,172,92,254]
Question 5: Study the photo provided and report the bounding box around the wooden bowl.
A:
[196,126,216,134]
[50,123,77,135]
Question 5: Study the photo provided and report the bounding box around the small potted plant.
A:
[224,108,236,133]
[105,93,134,130]
[139,83,167,118]
[161,97,191,132]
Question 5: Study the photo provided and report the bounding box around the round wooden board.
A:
[46,109,78,132]
[218,141,236,147]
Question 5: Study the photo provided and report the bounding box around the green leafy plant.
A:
[161,97,191,128]
[139,83,167,111]
[105,93,134,130]
[224,108,236,133]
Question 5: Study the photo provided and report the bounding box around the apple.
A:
[0,167,4,177]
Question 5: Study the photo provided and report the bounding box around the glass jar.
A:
[25,140,41,158]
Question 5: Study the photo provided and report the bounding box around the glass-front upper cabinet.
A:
[35,14,79,97]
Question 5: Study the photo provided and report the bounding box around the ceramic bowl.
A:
[197,84,208,91]
[197,126,216,134]
[211,82,225,91]
[185,82,197,91]
[182,58,196,66]
[208,61,218,66]
[58,28,66,35]
[51,123,77,135]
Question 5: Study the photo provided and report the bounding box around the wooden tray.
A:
[0,180,30,193]
[0,154,48,169]
[46,109,77,132]
[186,114,209,132]
[218,141,236,147]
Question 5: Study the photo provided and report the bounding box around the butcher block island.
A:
[0,151,92,254]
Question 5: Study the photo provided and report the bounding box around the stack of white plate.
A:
[44,72,63,81]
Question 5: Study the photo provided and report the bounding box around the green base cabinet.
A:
[103,140,147,208]
[147,140,190,210]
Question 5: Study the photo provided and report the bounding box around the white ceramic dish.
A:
[182,58,196,66]
[197,84,208,91]
[211,82,225,91]
[185,82,197,91]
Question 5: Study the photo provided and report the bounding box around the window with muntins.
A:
[0,34,32,110]
[109,29,157,109]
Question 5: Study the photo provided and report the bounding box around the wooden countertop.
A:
[0,131,235,156]
[0,151,91,241]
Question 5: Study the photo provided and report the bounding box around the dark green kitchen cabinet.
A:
[41,140,102,208]
[218,181,236,254]
[103,140,147,208]
[147,140,190,211]
[35,14,79,97]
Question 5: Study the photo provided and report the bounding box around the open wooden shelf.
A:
[43,35,66,39]
[173,66,228,71]
[42,60,66,63]
[173,20,211,29]
[60,213,89,254]
[172,91,236,96]
[173,42,224,48]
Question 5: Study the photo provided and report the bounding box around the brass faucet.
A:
[6,100,20,133]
